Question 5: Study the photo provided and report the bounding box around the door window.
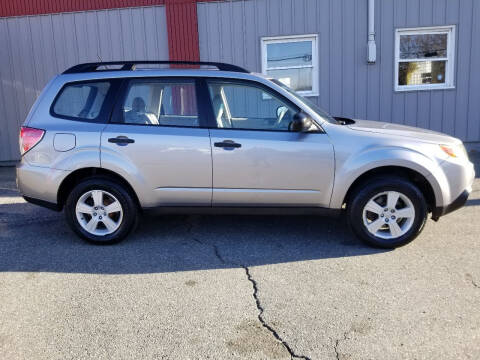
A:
[207,81,299,131]
[117,79,199,127]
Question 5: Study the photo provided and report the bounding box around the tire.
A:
[65,177,139,245]
[347,176,428,248]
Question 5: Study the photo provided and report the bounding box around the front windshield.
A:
[271,79,337,124]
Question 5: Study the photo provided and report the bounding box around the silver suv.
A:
[17,61,475,248]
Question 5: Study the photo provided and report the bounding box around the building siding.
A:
[0,6,168,162]
[165,0,200,61]
[0,1,166,18]
[197,0,480,142]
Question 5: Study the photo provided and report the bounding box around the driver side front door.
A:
[207,79,335,207]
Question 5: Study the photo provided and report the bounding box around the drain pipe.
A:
[367,0,376,63]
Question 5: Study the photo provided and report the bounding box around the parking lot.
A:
[1,155,479,360]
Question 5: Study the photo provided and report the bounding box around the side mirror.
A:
[290,112,313,132]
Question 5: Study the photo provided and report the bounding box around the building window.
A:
[395,26,455,91]
[261,34,318,96]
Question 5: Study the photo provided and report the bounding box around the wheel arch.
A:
[341,166,437,213]
[57,167,140,210]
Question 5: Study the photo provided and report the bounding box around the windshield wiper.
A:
[333,117,355,125]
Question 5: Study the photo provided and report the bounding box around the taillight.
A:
[19,126,45,155]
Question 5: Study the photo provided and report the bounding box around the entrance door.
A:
[101,77,212,206]
[206,79,334,207]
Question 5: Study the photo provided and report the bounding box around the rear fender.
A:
[100,148,153,207]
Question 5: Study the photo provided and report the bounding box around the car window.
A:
[207,81,299,131]
[52,81,110,120]
[271,79,336,124]
[118,79,199,127]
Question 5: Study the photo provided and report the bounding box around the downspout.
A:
[367,0,377,63]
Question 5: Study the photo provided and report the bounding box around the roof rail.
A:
[62,61,249,74]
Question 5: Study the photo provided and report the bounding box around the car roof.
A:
[57,61,274,83]
[57,68,271,83]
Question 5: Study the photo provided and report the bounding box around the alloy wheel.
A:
[362,191,415,240]
[75,190,123,236]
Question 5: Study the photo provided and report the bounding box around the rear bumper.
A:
[432,189,470,221]
[16,161,69,208]
[23,196,62,211]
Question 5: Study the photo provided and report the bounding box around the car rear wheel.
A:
[65,177,138,244]
[347,177,428,248]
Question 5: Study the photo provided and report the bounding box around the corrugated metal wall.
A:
[197,0,480,142]
[165,0,200,61]
[0,1,165,17]
[0,5,168,162]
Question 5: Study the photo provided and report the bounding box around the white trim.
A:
[394,25,456,92]
[261,33,319,42]
[266,65,314,71]
[261,34,319,97]
[398,57,448,63]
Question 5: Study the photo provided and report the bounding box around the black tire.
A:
[65,177,139,245]
[347,176,428,248]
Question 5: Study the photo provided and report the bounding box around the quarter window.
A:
[52,81,111,120]
[118,80,199,127]
[395,26,455,91]
[261,35,318,96]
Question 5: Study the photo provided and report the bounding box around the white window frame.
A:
[395,25,456,92]
[261,34,319,97]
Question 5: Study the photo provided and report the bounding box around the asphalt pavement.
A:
[0,154,479,359]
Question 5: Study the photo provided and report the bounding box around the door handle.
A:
[214,140,241,149]
[108,136,135,146]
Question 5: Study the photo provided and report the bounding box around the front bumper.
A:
[430,151,475,221]
[432,189,470,221]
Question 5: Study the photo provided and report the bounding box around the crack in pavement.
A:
[466,273,480,289]
[211,241,311,360]
[333,332,348,360]
[185,217,310,360]
[242,264,311,360]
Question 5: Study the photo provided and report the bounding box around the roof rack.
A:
[62,61,249,74]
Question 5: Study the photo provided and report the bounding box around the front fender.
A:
[329,145,448,209]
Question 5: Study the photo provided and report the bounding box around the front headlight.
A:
[439,143,468,159]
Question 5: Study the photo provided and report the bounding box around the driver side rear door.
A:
[206,79,335,207]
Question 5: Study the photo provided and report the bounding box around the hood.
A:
[347,119,460,144]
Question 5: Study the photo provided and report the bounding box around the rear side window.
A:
[115,79,199,127]
[52,81,111,121]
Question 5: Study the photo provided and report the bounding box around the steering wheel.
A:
[275,106,289,128]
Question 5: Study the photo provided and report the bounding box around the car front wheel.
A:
[65,177,138,244]
[347,177,428,248]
